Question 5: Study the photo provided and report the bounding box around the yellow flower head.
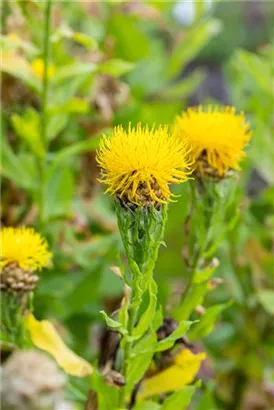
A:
[31,58,55,80]
[174,105,251,177]
[0,227,52,271]
[96,123,192,206]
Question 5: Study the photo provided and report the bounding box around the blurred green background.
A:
[1,1,273,409]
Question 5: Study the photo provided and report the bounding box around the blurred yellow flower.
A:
[26,314,93,377]
[0,227,52,271]
[96,123,192,206]
[137,348,206,401]
[174,105,251,177]
[31,58,55,80]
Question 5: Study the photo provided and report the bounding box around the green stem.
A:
[182,182,212,301]
[119,294,139,408]
[1,0,9,34]
[38,0,52,229]
[67,382,87,402]
[41,0,52,150]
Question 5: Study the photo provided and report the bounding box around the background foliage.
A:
[1,1,273,409]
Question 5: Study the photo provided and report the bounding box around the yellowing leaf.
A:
[26,313,93,377]
[137,349,205,401]
[1,50,32,77]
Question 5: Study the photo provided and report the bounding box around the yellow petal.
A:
[26,313,93,377]
[137,348,205,401]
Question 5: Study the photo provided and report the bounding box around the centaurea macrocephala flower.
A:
[96,123,192,207]
[174,105,251,178]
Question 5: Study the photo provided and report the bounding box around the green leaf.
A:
[43,166,74,220]
[257,290,274,316]
[52,62,97,84]
[65,269,102,314]
[167,20,221,78]
[91,370,119,410]
[132,281,157,340]
[234,49,273,95]
[47,135,100,178]
[173,283,209,321]
[193,258,219,284]
[159,70,204,100]
[155,320,193,352]
[139,102,182,127]
[248,119,274,185]
[126,331,157,396]
[100,311,128,336]
[161,385,196,410]
[188,302,232,341]
[133,402,160,410]
[109,14,150,62]
[48,98,90,115]
[11,108,45,158]
[47,113,68,141]
[72,32,97,51]
[1,137,35,190]
[195,386,218,410]
[99,58,134,77]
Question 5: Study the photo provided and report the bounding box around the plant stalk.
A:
[38,0,52,228]
[119,294,139,408]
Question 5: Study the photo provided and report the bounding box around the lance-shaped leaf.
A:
[26,314,93,377]
[161,384,197,410]
[155,320,194,352]
[126,331,157,397]
[193,258,219,284]
[133,402,160,410]
[100,310,128,336]
[131,280,157,341]
[188,301,232,341]
[173,283,209,321]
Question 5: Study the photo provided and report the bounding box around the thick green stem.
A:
[41,0,52,150]
[119,300,139,407]
[182,181,214,304]
[115,203,167,407]
[38,0,52,228]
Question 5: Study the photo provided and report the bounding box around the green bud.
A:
[115,201,168,283]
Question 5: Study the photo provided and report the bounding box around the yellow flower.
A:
[0,227,52,271]
[174,105,251,177]
[31,58,55,80]
[96,123,192,206]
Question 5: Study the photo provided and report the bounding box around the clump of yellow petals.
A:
[31,58,56,80]
[0,227,52,271]
[174,105,251,176]
[96,123,192,206]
